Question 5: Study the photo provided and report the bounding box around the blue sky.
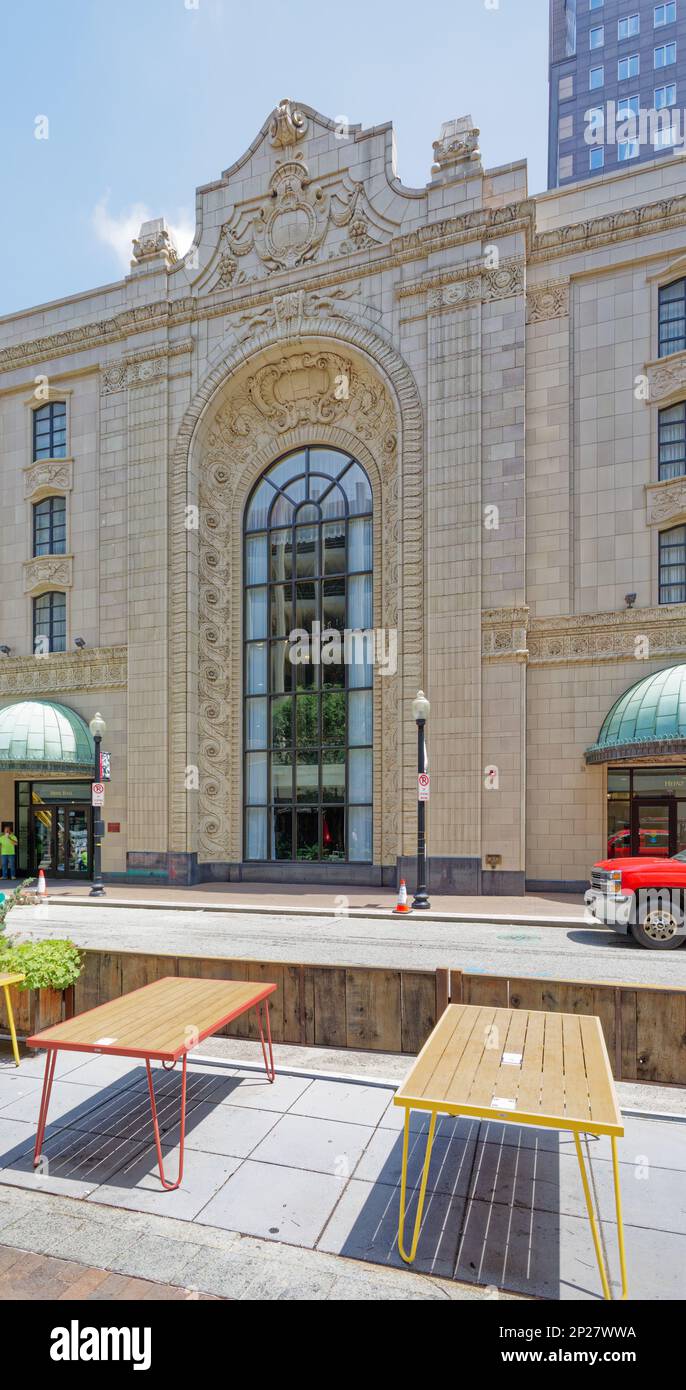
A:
[0,0,549,316]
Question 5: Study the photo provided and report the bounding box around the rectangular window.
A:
[590,146,605,169]
[655,2,677,25]
[32,402,67,461]
[618,54,640,79]
[618,138,639,159]
[659,402,686,479]
[32,592,66,654]
[618,14,639,38]
[32,496,67,556]
[659,278,686,356]
[618,93,640,118]
[590,24,604,46]
[655,83,677,107]
[655,41,677,65]
[589,0,604,8]
[589,64,605,88]
[660,526,686,603]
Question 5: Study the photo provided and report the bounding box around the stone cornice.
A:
[482,605,686,664]
[529,608,686,665]
[100,340,193,394]
[4,187,686,373]
[531,192,686,265]
[0,645,127,696]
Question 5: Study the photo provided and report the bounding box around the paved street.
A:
[11,902,686,987]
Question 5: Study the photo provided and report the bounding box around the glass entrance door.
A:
[29,803,91,877]
[632,799,674,857]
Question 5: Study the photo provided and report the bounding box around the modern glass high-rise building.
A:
[548,0,685,186]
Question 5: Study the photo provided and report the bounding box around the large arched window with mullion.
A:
[244,447,373,863]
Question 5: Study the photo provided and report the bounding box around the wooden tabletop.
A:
[395,1003,623,1137]
[27,976,276,1062]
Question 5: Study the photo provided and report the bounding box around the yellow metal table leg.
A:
[398,1107,437,1264]
[2,985,20,1068]
[611,1136,629,1299]
[574,1130,611,1300]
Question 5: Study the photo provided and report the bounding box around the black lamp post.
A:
[412,690,431,910]
[89,712,106,897]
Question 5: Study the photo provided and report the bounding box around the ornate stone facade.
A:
[3,100,686,889]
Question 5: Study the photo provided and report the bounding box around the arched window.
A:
[244,447,373,863]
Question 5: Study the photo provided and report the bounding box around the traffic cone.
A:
[37,868,47,896]
[393,878,412,914]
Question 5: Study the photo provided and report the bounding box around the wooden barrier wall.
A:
[2,949,686,1084]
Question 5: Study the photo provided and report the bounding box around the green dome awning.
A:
[586,665,686,764]
[0,700,95,774]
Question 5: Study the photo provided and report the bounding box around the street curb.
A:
[43,893,592,929]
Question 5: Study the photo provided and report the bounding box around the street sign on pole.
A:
[418,772,430,802]
[91,783,105,807]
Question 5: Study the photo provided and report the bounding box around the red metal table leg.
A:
[33,1049,57,1167]
[256,1001,275,1082]
[145,1053,187,1191]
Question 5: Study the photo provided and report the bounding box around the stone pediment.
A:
[178,100,406,294]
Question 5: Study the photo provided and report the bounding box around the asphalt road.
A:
[10,902,686,987]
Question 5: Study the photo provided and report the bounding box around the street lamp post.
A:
[411,690,431,911]
[89,712,106,897]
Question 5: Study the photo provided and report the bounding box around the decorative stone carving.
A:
[132,217,178,266]
[432,116,482,174]
[526,280,570,323]
[0,646,127,697]
[482,263,525,301]
[269,98,309,148]
[646,477,686,525]
[168,320,424,868]
[527,609,686,665]
[23,556,72,594]
[532,193,686,265]
[427,278,481,309]
[482,608,530,662]
[646,351,686,405]
[23,460,72,500]
[208,349,398,468]
[101,341,192,395]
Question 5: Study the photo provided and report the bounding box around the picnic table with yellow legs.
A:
[0,973,25,1067]
[394,1003,628,1301]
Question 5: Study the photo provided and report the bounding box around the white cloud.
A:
[92,195,195,272]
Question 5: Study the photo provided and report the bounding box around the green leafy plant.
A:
[0,939,83,992]
[0,879,34,931]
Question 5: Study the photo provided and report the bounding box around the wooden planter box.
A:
[0,983,75,1042]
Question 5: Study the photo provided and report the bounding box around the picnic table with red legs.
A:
[27,976,276,1191]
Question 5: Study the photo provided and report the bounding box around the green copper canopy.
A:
[586,665,686,764]
[0,700,94,773]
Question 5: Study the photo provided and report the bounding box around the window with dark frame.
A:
[243,447,373,864]
[32,591,66,653]
[32,495,66,556]
[659,278,686,356]
[32,402,67,461]
[659,525,686,603]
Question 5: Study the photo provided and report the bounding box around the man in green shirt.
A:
[0,823,18,879]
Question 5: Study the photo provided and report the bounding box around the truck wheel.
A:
[631,902,685,950]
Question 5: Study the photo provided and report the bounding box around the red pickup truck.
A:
[587,855,686,949]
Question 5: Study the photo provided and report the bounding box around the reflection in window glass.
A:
[244,447,373,861]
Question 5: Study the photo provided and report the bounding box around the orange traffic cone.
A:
[37,868,46,896]
[393,878,412,914]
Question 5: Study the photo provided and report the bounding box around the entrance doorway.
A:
[30,804,91,877]
[15,781,93,879]
[607,767,686,858]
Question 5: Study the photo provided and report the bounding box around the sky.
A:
[0,0,549,317]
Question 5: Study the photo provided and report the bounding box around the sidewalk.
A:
[36,879,588,928]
